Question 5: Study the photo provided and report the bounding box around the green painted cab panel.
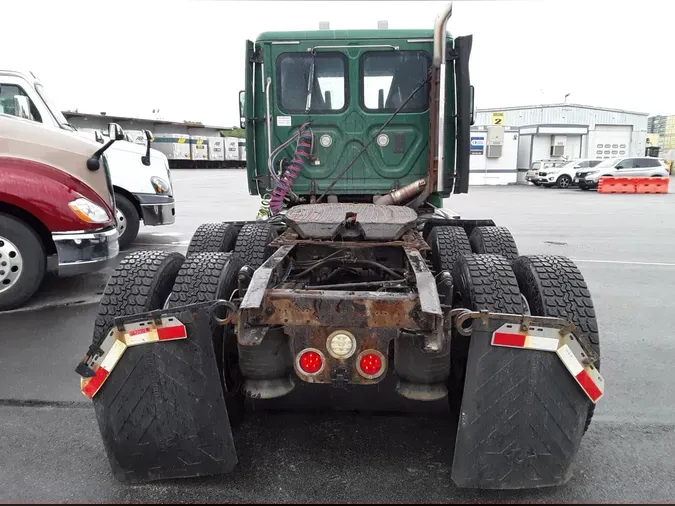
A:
[247,30,456,200]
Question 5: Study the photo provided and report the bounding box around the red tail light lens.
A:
[298,349,324,375]
[357,350,385,379]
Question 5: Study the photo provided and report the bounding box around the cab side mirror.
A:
[108,122,125,141]
[87,123,126,171]
[94,130,104,144]
[13,95,32,120]
[141,129,153,166]
[239,90,245,129]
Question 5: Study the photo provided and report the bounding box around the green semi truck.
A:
[77,2,604,490]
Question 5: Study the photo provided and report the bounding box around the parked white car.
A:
[525,160,567,185]
[537,159,602,188]
[0,69,176,249]
[576,157,670,190]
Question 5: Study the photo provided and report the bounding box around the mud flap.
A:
[451,317,591,490]
[83,302,238,484]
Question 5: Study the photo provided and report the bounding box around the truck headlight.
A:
[68,198,110,224]
[151,176,171,194]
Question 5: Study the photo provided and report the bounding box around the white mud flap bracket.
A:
[78,316,189,399]
[491,322,604,403]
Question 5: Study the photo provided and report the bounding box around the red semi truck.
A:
[0,109,125,310]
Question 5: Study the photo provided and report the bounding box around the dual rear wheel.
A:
[428,224,600,434]
[90,221,279,475]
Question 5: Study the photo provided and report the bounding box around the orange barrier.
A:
[598,177,670,194]
[598,177,635,194]
[635,177,670,194]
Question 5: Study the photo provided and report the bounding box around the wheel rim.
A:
[559,176,571,188]
[116,208,127,236]
[0,236,24,295]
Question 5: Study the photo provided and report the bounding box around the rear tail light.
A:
[296,348,325,375]
[356,350,386,379]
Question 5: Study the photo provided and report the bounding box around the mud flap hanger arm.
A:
[449,308,598,364]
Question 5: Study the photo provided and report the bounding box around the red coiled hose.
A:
[269,127,312,215]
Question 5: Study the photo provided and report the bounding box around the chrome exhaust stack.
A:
[432,2,453,193]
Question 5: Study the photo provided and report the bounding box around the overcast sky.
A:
[2,0,672,126]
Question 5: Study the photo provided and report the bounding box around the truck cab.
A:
[0,111,121,311]
[241,25,474,210]
[0,69,176,249]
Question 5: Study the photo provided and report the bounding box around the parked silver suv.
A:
[576,157,669,190]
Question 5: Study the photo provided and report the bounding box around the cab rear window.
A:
[276,52,348,114]
[360,51,430,113]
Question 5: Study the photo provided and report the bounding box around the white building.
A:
[474,104,649,184]
[468,125,520,186]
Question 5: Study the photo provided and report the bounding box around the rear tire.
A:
[89,250,240,484]
[186,222,239,256]
[167,252,246,426]
[427,226,472,274]
[0,213,46,311]
[92,250,185,346]
[448,254,522,412]
[114,193,140,250]
[468,225,519,261]
[450,254,592,489]
[233,222,277,269]
[512,254,600,433]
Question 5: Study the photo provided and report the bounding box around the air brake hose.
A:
[269,125,313,215]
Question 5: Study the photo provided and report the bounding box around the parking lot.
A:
[1,169,675,502]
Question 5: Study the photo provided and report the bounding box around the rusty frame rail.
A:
[240,289,427,336]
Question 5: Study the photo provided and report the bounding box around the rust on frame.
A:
[247,289,424,329]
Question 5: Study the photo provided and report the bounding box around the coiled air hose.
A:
[269,126,313,215]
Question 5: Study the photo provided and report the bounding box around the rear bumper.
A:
[52,226,119,276]
[136,194,176,226]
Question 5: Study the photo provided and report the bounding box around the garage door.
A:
[592,125,632,159]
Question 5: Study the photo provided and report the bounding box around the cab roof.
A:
[256,28,449,42]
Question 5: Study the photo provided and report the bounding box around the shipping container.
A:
[190,135,209,161]
[208,137,225,162]
[238,138,246,163]
[224,136,239,161]
[152,133,191,161]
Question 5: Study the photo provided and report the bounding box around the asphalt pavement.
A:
[1,170,675,502]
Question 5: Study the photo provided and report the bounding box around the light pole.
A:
[564,93,571,104]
